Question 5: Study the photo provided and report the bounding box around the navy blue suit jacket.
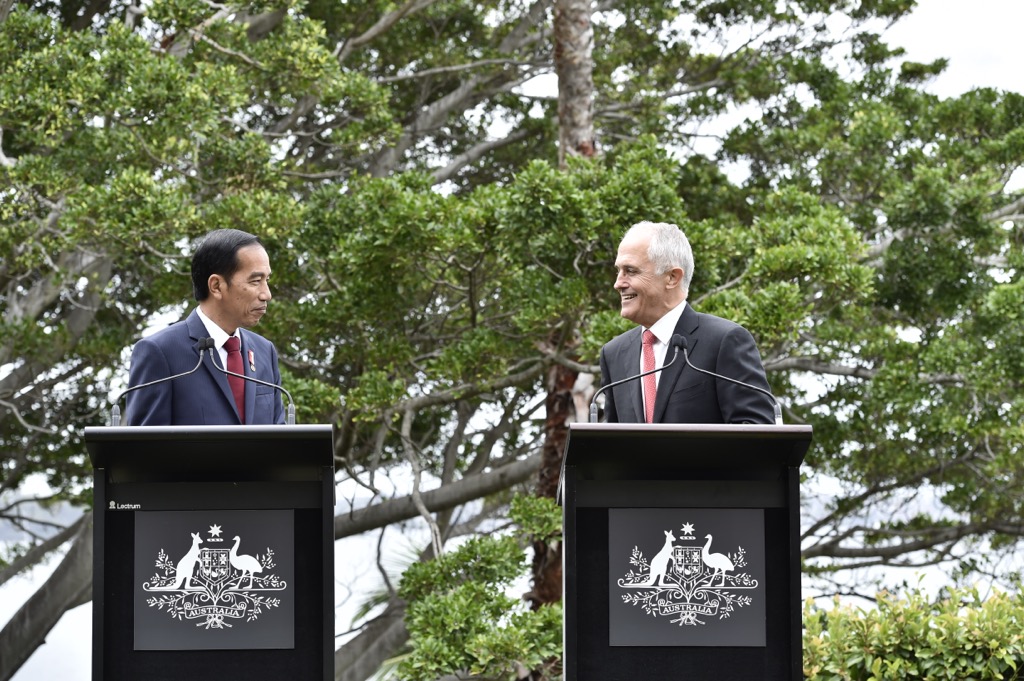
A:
[598,304,775,424]
[125,309,286,426]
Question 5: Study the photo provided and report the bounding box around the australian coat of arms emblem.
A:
[618,521,758,626]
[142,523,287,629]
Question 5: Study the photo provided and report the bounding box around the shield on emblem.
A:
[200,548,231,583]
[672,546,703,579]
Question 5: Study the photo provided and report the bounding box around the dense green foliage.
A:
[398,495,563,680]
[804,587,1024,680]
[2,0,1024,678]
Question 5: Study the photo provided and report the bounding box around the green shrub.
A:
[804,587,1024,680]
[397,495,563,681]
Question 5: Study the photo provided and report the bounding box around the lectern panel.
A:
[103,508,324,681]
[560,424,809,681]
[87,425,335,681]
[607,508,766,647]
[133,509,295,651]
[575,507,793,680]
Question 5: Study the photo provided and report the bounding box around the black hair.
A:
[191,229,264,301]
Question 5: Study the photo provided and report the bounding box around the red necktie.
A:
[224,336,246,424]
[642,330,657,423]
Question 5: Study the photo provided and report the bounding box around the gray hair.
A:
[625,221,694,294]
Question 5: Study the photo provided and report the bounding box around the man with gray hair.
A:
[598,221,776,424]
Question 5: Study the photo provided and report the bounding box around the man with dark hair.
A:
[599,221,775,424]
[125,228,286,425]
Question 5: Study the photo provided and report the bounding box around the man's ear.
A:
[665,266,684,289]
[207,274,225,299]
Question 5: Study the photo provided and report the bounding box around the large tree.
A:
[2,0,1023,679]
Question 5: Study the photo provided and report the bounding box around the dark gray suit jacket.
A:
[125,309,285,426]
[598,304,775,424]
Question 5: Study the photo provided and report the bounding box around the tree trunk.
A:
[528,0,596,631]
[528,362,577,610]
[529,0,597,618]
[554,0,596,168]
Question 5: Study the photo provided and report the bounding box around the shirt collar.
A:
[645,300,687,345]
[196,306,238,349]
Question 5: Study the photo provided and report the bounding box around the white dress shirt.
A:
[640,301,688,412]
[196,306,240,371]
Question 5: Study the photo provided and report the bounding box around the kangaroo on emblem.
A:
[640,530,675,586]
[153,532,202,590]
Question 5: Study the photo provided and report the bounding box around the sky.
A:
[884,0,1024,98]
[3,2,1024,679]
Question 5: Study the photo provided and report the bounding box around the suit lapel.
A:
[240,330,255,424]
[653,305,700,423]
[188,310,240,422]
[618,328,644,422]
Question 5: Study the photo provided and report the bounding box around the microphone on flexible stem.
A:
[675,334,783,425]
[111,337,216,426]
[205,345,296,425]
[588,335,684,423]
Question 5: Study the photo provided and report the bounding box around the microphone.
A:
[205,344,296,425]
[589,335,684,423]
[676,334,783,425]
[112,337,215,426]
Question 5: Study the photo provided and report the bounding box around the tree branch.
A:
[334,454,542,539]
[804,521,990,561]
[380,58,546,84]
[0,513,92,681]
[393,361,545,412]
[334,0,439,64]
[0,513,85,589]
[763,356,876,379]
[334,598,409,681]
[431,128,534,184]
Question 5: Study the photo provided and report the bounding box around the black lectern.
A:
[559,423,811,681]
[85,425,335,681]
